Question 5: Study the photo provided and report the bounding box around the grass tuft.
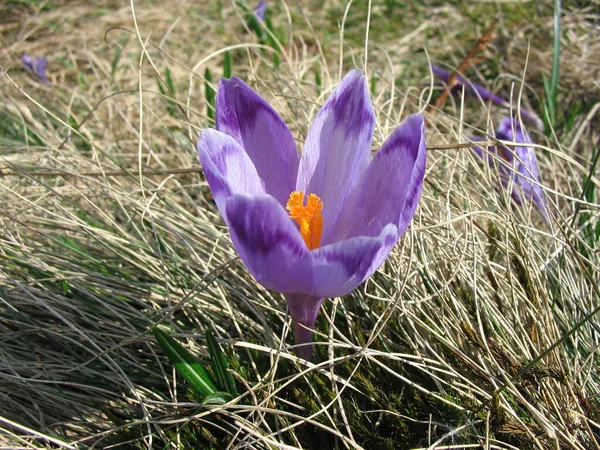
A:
[1,1,599,449]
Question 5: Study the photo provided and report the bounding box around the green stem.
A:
[550,0,561,110]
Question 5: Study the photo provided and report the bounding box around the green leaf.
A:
[206,329,238,396]
[202,391,234,406]
[237,0,264,41]
[157,79,166,96]
[550,0,561,103]
[157,67,178,117]
[249,15,263,40]
[152,327,218,398]
[223,51,232,79]
[205,68,216,122]
[541,73,555,133]
[111,45,123,77]
[164,67,175,95]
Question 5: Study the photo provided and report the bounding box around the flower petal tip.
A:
[327,69,375,136]
[215,75,299,205]
[254,0,266,22]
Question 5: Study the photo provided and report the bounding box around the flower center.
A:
[286,191,323,250]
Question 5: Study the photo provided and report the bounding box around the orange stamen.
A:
[286,191,323,250]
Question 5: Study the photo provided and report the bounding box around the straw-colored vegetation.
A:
[1,0,599,448]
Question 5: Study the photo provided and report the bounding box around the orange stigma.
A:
[286,191,323,250]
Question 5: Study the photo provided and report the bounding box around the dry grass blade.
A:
[1,1,599,449]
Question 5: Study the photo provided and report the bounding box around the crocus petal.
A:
[469,135,486,159]
[472,118,547,217]
[515,150,548,217]
[21,55,34,69]
[225,194,313,294]
[285,293,324,360]
[216,77,299,206]
[331,113,426,243]
[21,55,48,84]
[496,118,547,215]
[309,224,398,299]
[197,129,264,218]
[431,65,468,88]
[254,0,266,22]
[495,117,529,144]
[470,136,508,167]
[432,65,507,106]
[35,57,48,83]
[431,65,543,129]
[297,70,375,244]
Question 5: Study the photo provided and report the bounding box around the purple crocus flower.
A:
[431,65,543,129]
[473,117,547,217]
[197,70,426,360]
[253,1,266,22]
[21,55,48,84]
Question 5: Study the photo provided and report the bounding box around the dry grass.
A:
[1,0,599,448]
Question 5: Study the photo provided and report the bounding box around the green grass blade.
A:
[542,73,555,132]
[571,146,600,228]
[544,0,561,131]
[249,15,263,40]
[223,51,232,79]
[237,0,264,40]
[202,391,233,405]
[110,46,123,77]
[205,68,216,122]
[152,327,218,398]
[164,66,175,95]
[206,329,238,396]
[550,0,561,102]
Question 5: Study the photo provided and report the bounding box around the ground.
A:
[1,0,599,449]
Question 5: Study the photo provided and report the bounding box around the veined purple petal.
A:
[285,294,324,360]
[197,129,264,218]
[496,118,547,216]
[225,200,402,299]
[310,224,398,299]
[495,116,529,144]
[225,194,313,294]
[471,118,547,217]
[254,0,266,22]
[331,114,426,243]
[21,55,48,84]
[216,77,299,206]
[297,70,375,244]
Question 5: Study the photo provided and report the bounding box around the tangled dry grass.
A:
[1,1,599,448]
